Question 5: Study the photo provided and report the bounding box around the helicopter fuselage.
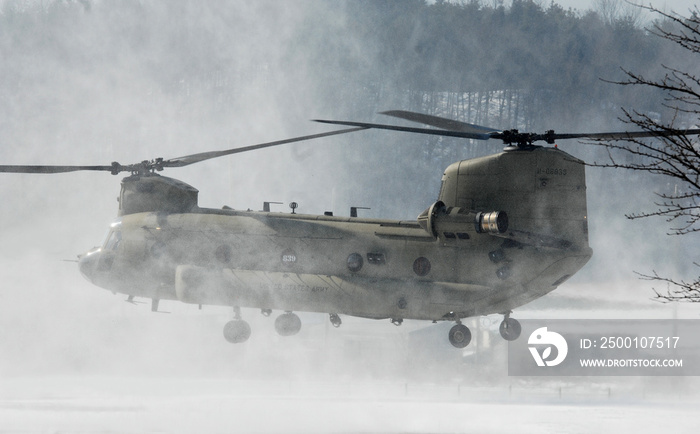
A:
[79,145,593,324]
[79,207,591,321]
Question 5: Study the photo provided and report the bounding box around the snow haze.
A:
[0,1,699,432]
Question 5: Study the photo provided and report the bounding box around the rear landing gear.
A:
[446,313,522,348]
[499,313,521,341]
[448,322,472,348]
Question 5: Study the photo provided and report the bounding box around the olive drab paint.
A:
[79,145,593,343]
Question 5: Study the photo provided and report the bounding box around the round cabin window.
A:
[413,257,431,277]
[347,253,363,272]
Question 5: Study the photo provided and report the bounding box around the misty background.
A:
[0,1,698,431]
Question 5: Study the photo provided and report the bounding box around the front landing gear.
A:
[222,308,303,342]
[448,323,472,348]
[275,312,302,336]
[499,313,521,341]
[223,306,251,344]
[223,320,251,343]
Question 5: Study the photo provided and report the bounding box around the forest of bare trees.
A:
[0,0,684,131]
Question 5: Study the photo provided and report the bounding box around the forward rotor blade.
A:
[164,127,367,168]
[314,119,494,141]
[0,164,116,174]
[0,127,366,176]
[380,110,500,135]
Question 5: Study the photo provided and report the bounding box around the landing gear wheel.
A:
[448,323,472,348]
[223,320,251,343]
[275,312,302,336]
[499,317,522,341]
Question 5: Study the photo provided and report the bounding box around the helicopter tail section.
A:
[437,146,590,252]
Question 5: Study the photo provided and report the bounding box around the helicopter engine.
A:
[118,174,199,216]
[417,201,508,239]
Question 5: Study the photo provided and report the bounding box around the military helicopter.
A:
[2,111,698,348]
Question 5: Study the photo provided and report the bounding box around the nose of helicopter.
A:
[78,248,101,283]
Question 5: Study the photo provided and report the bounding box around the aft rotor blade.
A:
[164,127,367,168]
[548,129,700,141]
[380,110,501,135]
[0,164,116,174]
[317,117,700,146]
[380,110,700,142]
[314,119,494,141]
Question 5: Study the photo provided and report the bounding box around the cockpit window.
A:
[104,231,122,251]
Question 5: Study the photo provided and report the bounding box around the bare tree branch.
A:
[640,265,700,303]
[590,5,700,301]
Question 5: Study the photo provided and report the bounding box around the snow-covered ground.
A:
[1,276,698,433]
[0,375,697,433]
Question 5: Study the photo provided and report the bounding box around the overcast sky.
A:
[553,0,697,15]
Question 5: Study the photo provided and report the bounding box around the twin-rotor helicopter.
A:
[3,110,697,348]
